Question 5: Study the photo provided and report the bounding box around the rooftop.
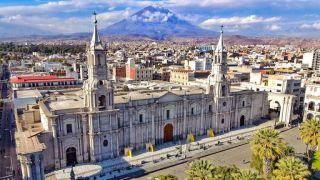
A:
[10,75,77,84]
[15,130,46,155]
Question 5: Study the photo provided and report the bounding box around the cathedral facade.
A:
[15,16,268,179]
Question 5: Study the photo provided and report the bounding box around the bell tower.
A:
[83,12,114,112]
[206,25,229,97]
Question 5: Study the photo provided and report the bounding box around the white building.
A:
[187,57,212,71]
[303,50,320,71]
[241,73,304,110]
[303,80,320,121]
[15,18,272,180]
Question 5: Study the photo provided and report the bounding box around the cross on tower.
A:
[93,11,97,24]
[220,25,224,33]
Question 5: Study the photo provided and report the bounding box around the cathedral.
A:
[15,15,269,179]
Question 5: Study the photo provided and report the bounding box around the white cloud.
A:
[0,9,132,33]
[301,22,320,30]
[200,15,281,29]
[266,24,281,31]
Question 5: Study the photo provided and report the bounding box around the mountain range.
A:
[0,5,217,40]
[100,5,217,39]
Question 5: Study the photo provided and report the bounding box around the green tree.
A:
[185,160,215,180]
[299,119,320,162]
[250,129,287,179]
[232,169,262,180]
[213,165,239,179]
[250,154,264,174]
[151,174,178,180]
[312,151,320,170]
[273,156,310,180]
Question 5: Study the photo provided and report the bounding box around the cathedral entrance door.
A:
[240,115,245,126]
[66,147,77,166]
[164,124,173,142]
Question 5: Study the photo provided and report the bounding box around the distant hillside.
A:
[101,5,217,40]
[0,22,53,38]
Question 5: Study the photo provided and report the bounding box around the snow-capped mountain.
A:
[101,5,217,40]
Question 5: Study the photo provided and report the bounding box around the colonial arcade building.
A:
[14,16,269,179]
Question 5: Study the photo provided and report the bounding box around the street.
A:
[0,65,21,180]
[135,127,306,180]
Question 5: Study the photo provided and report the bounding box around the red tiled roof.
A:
[10,75,77,84]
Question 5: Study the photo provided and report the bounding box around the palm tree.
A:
[299,119,320,161]
[232,169,262,180]
[185,160,215,180]
[213,165,239,179]
[152,174,178,180]
[250,129,287,179]
[273,156,311,180]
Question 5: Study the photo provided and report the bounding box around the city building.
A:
[303,49,320,71]
[170,69,193,85]
[241,73,304,111]
[10,75,80,90]
[186,57,212,71]
[126,58,154,81]
[15,18,280,180]
[303,80,320,121]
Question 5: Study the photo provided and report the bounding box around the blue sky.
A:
[0,0,320,36]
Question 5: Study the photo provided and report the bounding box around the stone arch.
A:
[240,115,245,126]
[269,100,281,119]
[97,54,101,65]
[222,85,226,96]
[66,147,77,166]
[308,101,315,111]
[307,113,314,120]
[163,123,173,142]
[98,95,106,110]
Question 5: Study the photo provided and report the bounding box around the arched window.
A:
[307,113,314,120]
[308,102,315,111]
[191,108,194,115]
[98,95,106,110]
[221,118,225,124]
[222,85,226,96]
[103,140,108,147]
[97,54,101,65]
[242,101,245,107]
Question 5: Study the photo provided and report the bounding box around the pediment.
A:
[158,92,182,103]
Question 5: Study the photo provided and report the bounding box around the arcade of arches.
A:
[268,93,295,126]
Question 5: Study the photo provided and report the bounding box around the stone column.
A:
[26,161,33,180]
[215,98,219,133]
[234,97,239,128]
[116,134,120,156]
[249,96,253,125]
[279,97,286,124]
[286,96,294,125]
[88,114,96,162]
[200,96,204,135]
[183,97,188,138]
[35,155,41,180]
[40,155,45,180]
[51,122,60,169]
[151,105,155,144]
[129,108,133,146]
[81,114,88,162]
